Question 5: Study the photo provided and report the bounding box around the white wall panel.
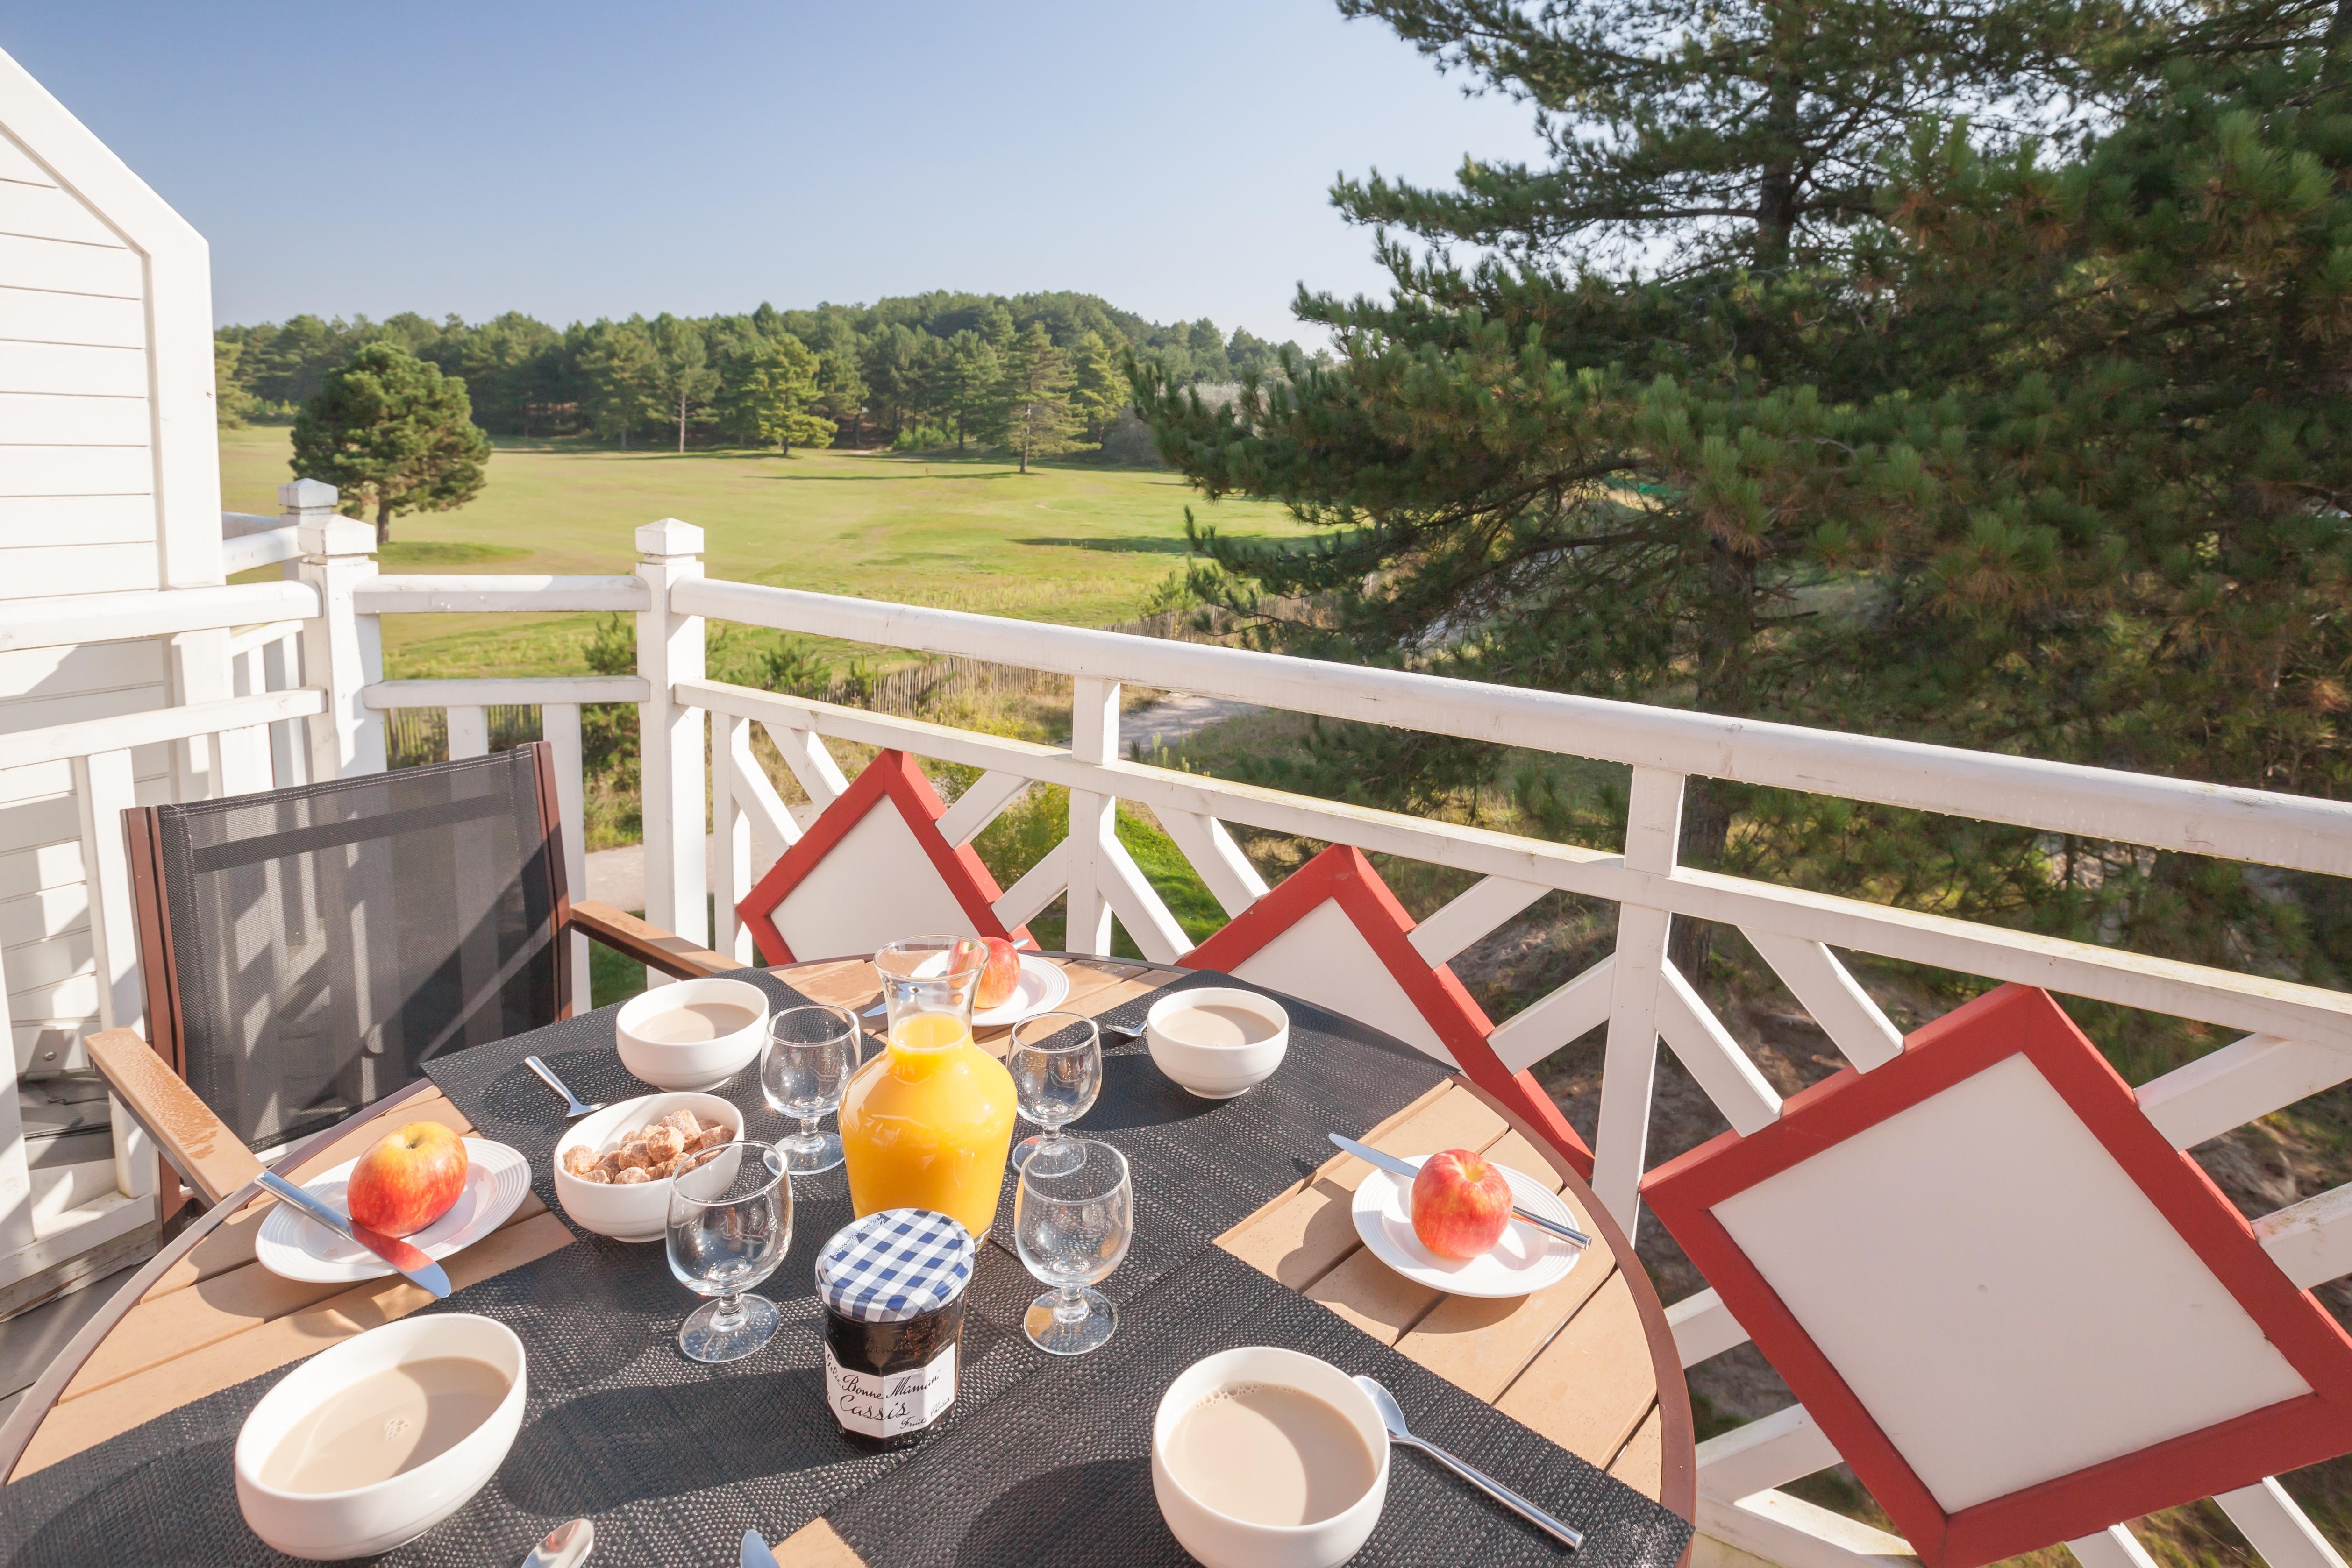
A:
[0,180,120,247]
[0,679,170,734]
[0,542,156,598]
[0,880,87,948]
[0,286,144,348]
[0,445,153,496]
[0,233,138,297]
[0,390,150,444]
[0,134,53,184]
[0,340,146,397]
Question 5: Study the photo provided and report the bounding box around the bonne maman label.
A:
[825,1341,957,1438]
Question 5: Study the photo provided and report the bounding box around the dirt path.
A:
[1123,691,1258,756]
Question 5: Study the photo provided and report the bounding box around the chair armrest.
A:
[82,1027,262,1208]
[569,899,739,981]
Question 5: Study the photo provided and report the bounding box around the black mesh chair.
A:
[86,743,736,1209]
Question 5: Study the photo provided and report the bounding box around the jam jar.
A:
[814,1208,976,1450]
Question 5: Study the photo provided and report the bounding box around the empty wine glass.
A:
[762,1004,862,1175]
[1007,1011,1100,1176]
[1013,1139,1131,1356]
[666,1140,791,1363]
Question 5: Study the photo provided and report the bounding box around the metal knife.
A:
[1327,1133,1593,1251]
[257,1170,452,1298]
[741,1529,782,1568]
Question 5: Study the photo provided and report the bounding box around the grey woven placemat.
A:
[828,1246,1694,1568]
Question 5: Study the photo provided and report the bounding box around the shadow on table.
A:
[1078,1054,1220,1134]
[950,1457,1183,1566]
[16,1438,256,1567]
[499,1367,832,1514]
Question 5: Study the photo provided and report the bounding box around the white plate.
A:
[1350,1155,1582,1299]
[971,953,1071,1028]
[255,1138,531,1284]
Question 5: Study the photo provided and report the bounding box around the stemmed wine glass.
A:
[1013,1139,1131,1356]
[1006,1011,1100,1176]
[666,1140,791,1363]
[762,1004,862,1175]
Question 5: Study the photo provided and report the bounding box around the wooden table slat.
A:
[19,1211,574,1478]
[1609,1404,1667,1497]
[1495,1271,1660,1469]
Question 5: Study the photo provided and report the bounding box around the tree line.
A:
[216,291,1305,457]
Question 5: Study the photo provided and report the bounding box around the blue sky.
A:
[3,1,1546,342]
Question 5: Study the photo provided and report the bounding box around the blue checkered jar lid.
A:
[815,1209,976,1323]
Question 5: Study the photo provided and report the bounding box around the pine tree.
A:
[715,336,835,452]
[1069,330,1127,444]
[995,323,1080,474]
[935,331,1001,452]
[651,316,720,453]
[1136,0,2110,965]
[577,320,663,447]
[289,343,490,545]
[815,349,868,447]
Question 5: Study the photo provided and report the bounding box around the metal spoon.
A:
[520,1518,594,1568]
[524,1056,603,1118]
[1353,1375,1583,1551]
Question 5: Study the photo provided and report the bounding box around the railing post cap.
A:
[299,517,376,558]
[637,518,704,559]
[279,478,340,515]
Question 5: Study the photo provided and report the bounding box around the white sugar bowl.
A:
[1145,988,1290,1099]
[613,976,769,1091]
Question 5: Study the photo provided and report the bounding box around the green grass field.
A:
[219,426,1310,678]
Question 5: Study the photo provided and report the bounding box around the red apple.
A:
[346,1121,469,1237]
[1409,1148,1512,1260]
[972,935,1023,1012]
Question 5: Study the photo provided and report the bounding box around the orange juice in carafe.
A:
[838,937,1019,1238]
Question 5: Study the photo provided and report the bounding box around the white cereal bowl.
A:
[1145,988,1290,1099]
[1151,1345,1390,1568]
[613,976,770,1091]
[235,1313,526,1561]
[550,1092,744,1242]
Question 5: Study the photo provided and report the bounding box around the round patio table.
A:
[0,954,1695,1565]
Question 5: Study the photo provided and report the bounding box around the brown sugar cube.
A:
[689,1124,732,1153]
[663,1110,701,1136]
[561,1146,595,1176]
[646,1157,677,1181]
[593,1149,624,1177]
[581,1168,612,1185]
[642,1125,686,1163]
[614,1166,652,1185]
[616,1142,653,1172]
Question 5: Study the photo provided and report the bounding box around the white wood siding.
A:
[0,118,166,1077]
[0,642,171,1074]
[0,49,225,1108]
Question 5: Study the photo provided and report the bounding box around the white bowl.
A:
[551,1092,745,1242]
[614,977,770,1091]
[1146,988,1290,1099]
[1151,1346,1390,1568]
[235,1313,526,1561]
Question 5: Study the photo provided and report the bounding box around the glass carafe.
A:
[837,936,1019,1238]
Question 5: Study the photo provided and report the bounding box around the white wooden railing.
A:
[12,499,2352,1568]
